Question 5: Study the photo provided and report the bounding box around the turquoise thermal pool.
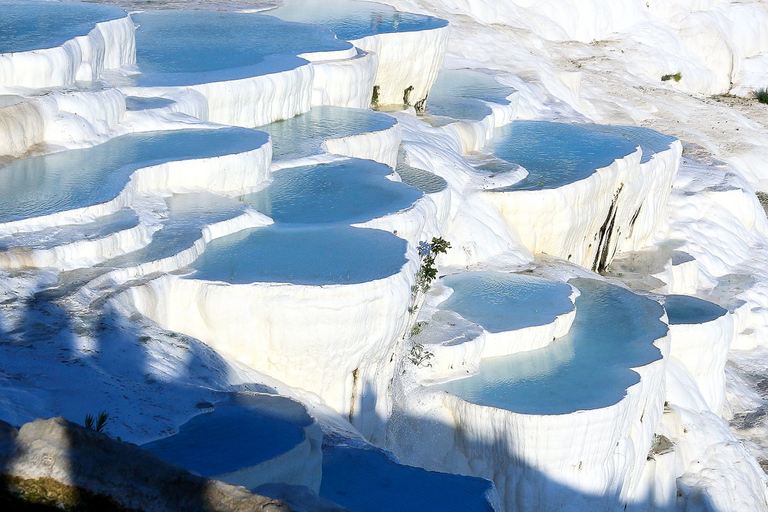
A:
[436,278,666,414]
[487,121,639,191]
[438,271,574,333]
[664,294,728,325]
[0,1,125,54]
[242,159,422,224]
[142,394,309,478]
[261,106,397,160]
[133,11,351,87]
[269,0,447,41]
[188,225,409,285]
[425,69,514,121]
[321,445,496,512]
[0,128,268,225]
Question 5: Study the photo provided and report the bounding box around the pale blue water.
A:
[396,163,448,194]
[488,121,639,191]
[269,0,447,41]
[133,11,351,87]
[437,279,666,414]
[242,159,421,224]
[103,193,248,269]
[439,272,574,333]
[0,1,125,54]
[321,445,495,512]
[261,106,396,159]
[0,209,138,252]
[425,69,513,121]
[188,225,408,285]
[0,128,268,224]
[142,394,309,477]
[664,294,727,325]
[125,96,175,111]
[584,125,677,164]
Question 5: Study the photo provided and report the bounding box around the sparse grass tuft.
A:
[661,73,682,83]
[83,411,109,433]
[754,88,768,104]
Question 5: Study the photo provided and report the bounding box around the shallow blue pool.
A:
[397,163,448,194]
[425,69,513,121]
[583,125,677,164]
[436,278,666,414]
[0,209,138,252]
[188,225,409,285]
[125,96,175,111]
[104,193,249,269]
[438,272,575,333]
[133,11,351,87]
[142,394,309,477]
[664,294,727,325]
[0,1,125,54]
[0,128,268,224]
[269,0,447,41]
[242,159,421,224]
[321,445,495,512]
[261,106,397,159]
[488,121,639,191]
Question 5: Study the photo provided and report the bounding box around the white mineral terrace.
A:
[2,1,768,511]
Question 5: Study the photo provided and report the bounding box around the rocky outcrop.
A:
[0,417,291,512]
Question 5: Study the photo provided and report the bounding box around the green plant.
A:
[371,85,380,107]
[410,321,428,337]
[415,237,451,294]
[754,88,768,104]
[84,411,109,433]
[409,341,433,367]
[661,73,682,82]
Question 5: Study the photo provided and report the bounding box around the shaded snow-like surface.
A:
[242,159,421,224]
[664,294,727,325]
[0,128,267,224]
[133,11,351,87]
[269,0,447,41]
[425,69,513,121]
[0,1,125,53]
[438,271,574,333]
[320,445,496,512]
[188,225,408,285]
[584,124,677,164]
[142,393,308,477]
[437,278,666,414]
[489,121,638,191]
[0,209,138,251]
[261,106,396,160]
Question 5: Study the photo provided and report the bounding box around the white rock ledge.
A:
[0,14,135,89]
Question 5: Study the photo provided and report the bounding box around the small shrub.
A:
[661,73,682,83]
[371,85,380,107]
[754,88,768,104]
[410,321,428,337]
[414,237,451,294]
[84,411,109,433]
[409,341,433,367]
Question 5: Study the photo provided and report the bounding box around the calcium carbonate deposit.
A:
[2,0,768,511]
